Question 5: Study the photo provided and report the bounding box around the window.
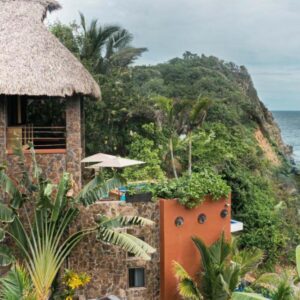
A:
[128,268,145,288]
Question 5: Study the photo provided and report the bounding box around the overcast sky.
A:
[48,0,300,111]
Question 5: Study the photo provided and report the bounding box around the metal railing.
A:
[7,125,66,149]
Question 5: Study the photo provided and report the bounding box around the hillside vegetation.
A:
[52,21,300,267]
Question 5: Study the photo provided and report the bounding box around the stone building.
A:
[70,197,231,300]
[0,0,100,189]
[0,1,232,300]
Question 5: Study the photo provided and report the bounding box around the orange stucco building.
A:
[160,197,231,300]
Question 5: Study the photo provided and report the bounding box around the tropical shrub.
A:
[62,269,91,299]
[123,124,166,181]
[154,170,231,208]
[173,234,265,300]
[248,245,300,299]
[0,264,35,300]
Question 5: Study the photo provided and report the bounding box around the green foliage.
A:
[231,239,264,277]
[173,261,203,300]
[53,16,299,267]
[95,215,156,260]
[0,264,35,300]
[0,148,155,298]
[174,234,266,300]
[231,293,267,300]
[155,170,230,208]
[123,124,166,181]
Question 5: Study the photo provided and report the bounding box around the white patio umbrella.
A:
[81,153,116,163]
[81,152,145,169]
[85,156,145,169]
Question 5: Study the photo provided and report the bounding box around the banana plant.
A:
[0,146,156,299]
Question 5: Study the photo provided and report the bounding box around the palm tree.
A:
[0,146,155,299]
[185,97,212,176]
[78,13,147,74]
[153,96,179,179]
[173,234,266,300]
[0,264,35,300]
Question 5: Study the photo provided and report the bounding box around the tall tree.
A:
[185,97,212,176]
[153,96,179,179]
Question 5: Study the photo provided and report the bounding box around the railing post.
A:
[66,96,82,192]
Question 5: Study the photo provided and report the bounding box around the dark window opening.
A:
[6,96,66,150]
[128,268,145,288]
[7,96,27,126]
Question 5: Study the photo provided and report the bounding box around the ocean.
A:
[273,111,300,165]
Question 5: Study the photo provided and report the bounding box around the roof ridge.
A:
[0,0,61,12]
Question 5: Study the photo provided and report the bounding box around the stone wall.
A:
[6,153,66,183]
[0,96,83,187]
[66,97,83,191]
[69,201,160,300]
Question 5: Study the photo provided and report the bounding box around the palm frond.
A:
[0,202,14,223]
[0,245,15,267]
[254,273,282,291]
[109,47,147,67]
[0,263,34,300]
[232,292,268,300]
[17,210,85,299]
[0,171,23,209]
[209,232,231,266]
[96,227,153,260]
[191,236,212,272]
[76,175,123,206]
[98,215,155,228]
[51,173,70,221]
[122,233,156,254]
[272,281,293,300]
[190,97,212,125]
[173,262,203,300]
[232,247,264,277]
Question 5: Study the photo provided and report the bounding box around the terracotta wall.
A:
[160,197,231,300]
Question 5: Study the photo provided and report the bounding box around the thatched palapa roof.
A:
[0,0,101,98]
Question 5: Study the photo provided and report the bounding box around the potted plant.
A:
[125,184,153,203]
[154,169,230,209]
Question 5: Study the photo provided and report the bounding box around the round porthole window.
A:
[198,213,207,224]
[220,209,228,218]
[175,216,184,227]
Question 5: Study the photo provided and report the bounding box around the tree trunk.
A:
[188,132,192,177]
[169,137,178,179]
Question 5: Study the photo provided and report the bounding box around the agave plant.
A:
[0,146,155,299]
[173,233,266,300]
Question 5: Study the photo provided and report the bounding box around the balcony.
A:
[7,126,66,153]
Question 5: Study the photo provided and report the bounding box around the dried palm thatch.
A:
[0,0,101,99]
